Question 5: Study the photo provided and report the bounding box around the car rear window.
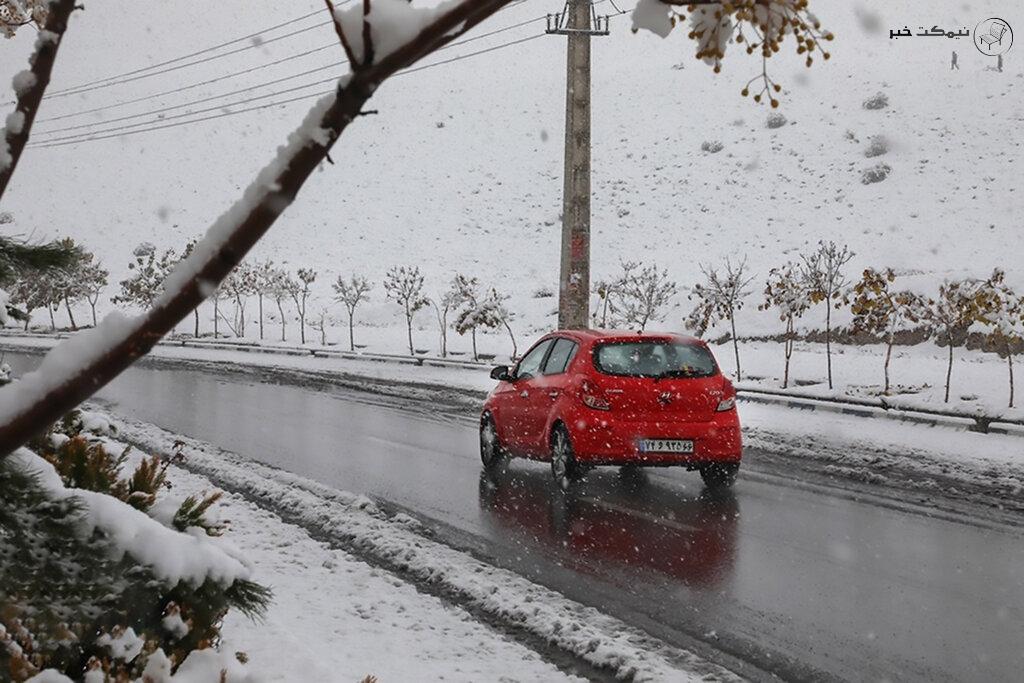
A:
[593,341,718,378]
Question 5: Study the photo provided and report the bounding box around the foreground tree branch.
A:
[0,0,517,454]
[0,0,78,201]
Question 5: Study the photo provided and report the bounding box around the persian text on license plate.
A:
[638,439,694,454]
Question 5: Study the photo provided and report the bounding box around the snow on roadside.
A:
[111,413,743,683]
[153,451,585,682]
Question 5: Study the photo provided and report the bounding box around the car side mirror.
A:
[490,365,513,381]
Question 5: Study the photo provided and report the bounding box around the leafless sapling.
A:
[332,274,372,351]
[688,258,754,381]
[384,266,428,355]
[800,241,854,389]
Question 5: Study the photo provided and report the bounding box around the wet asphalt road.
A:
[9,353,1024,682]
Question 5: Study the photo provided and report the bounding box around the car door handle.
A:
[519,390,529,398]
[548,390,560,400]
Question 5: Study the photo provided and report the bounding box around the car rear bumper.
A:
[569,410,742,465]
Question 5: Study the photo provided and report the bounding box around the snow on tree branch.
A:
[0,0,519,455]
[0,0,78,200]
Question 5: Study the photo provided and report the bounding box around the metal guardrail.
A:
[734,384,1024,434]
[168,337,492,370]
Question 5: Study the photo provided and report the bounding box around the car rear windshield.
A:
[593,341,718,378]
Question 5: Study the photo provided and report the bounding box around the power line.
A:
[29,33,547,149]
[27,1,632,149]
[44,7,332,98]
[35,0,533,126]
[37,44,336,124]
[33,0,539,134]
[46,19,335,101]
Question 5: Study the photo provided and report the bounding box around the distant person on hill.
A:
[951,51,959,70]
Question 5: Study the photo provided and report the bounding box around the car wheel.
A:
[480,413,507,473]
[699,462,740,489]
[550,425,581,491]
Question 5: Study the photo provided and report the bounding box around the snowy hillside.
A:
[1,0,1021,341]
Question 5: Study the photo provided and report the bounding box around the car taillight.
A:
[716,378,736,412]
[716,397,736,412]
[580,380,611,411]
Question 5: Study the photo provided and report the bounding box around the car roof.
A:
[547,329,706,345]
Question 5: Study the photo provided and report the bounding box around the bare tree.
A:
[801,241,854,389]
[80,257,109,328]
[488,288,518,360]
[384,266,428,355]
[919,277,993,403]
[307,306,330,346]
[430,280,463,358]
[268,268,294,343]
[849,268,922,394]
[251,259,277,341]
[222,262,257,337]
[0,0,836,454]
[760,262,810,389]
[451,274,484,360]
[332,274,372,351]
[111,243,178,311]
[179,238,202,336]
[977,270,1022,408]
[591,278,619,328]
[611,261,678,332]
[48,238,89,330]
[211,283,233,338]
[287,268,317,344]
[688,258,754,381]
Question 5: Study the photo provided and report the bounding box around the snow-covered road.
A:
[6,350,1024,682]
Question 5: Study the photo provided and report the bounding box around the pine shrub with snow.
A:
[0,411,269,682]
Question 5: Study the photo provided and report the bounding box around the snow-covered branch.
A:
[0,0,78,201]
[0,0,517,454]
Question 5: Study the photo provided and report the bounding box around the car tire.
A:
[699,462,740,489]
[550,425,582,491]
[479,413,507,474]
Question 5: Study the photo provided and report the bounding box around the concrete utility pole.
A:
[547,0,608,329]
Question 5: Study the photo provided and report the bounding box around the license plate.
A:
[638,439,694,454]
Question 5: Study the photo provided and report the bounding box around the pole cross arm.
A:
[545,1,611,36]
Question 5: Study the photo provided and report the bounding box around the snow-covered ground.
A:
[1,0,1021,358]
[157,457,588,682]
[107,413,741,683]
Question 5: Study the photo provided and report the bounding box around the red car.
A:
[480,330,742,489]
